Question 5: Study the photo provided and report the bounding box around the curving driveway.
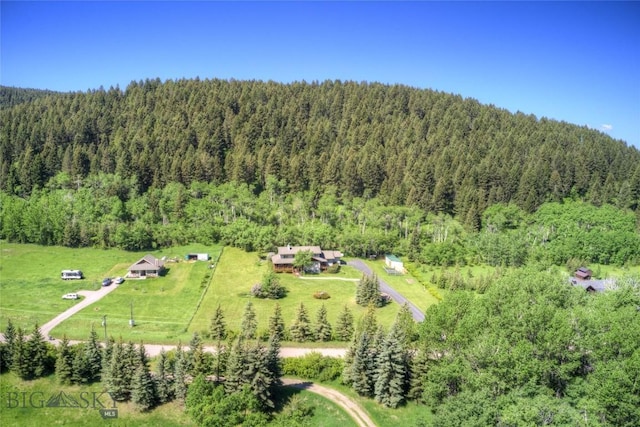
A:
[348,259,425,322]
[282,378,376,427]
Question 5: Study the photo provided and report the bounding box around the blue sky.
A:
[2,1,639,148]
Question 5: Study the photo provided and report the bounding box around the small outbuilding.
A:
[185,253,210,261]
[385,254,404,275]
[575,267,592,281]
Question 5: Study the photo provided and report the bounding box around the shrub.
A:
[282,352,344,382]
[313,291,331,300]
[326,264,341,274]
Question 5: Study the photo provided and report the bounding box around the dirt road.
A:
[281,378,377,427]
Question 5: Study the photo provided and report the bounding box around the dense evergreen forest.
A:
[2,80,640,265]
[2,79,640,214]
[1,80,639,425]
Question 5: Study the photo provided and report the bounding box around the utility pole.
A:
[129,301,135,327]
[101,315,107,341]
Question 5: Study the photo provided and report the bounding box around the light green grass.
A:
[189,247,404,342]
[0,372,195,426]
[275,386,358,427]
[0,242,221,342]
[361,258,443,312]
[0,372,359,427]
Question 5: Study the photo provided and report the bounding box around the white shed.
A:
[385,254,404,274]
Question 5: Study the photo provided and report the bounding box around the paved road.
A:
[348,259,425,322]
[282,379,376,427]
[40,283,120,338]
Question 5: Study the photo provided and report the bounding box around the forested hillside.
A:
[0,86,62,109]
[2,79,640,217]
[2,79,640,264]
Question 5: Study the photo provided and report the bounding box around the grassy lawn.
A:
[2,243,428,346]
[0,243,221,342]
[189,247,404,342]
[361,258,442,313]
[319,379,433,427]
[0,372,194,427]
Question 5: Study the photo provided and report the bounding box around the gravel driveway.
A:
[348,259,425,322]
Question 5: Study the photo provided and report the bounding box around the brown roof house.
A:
[575,267,592,280]
[127,254,165,278]
[271,245,343,273]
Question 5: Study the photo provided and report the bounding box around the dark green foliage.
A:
[187,377,269,427]
[155,349,174,404]
[289,302,313,342]
[3,319,16,369]
[345,331,376,397]
[314,304,333,342]
[27,323,50,378]
[104,339,130,401]
[84,329,102,382]
[282,352,344,382]
[55,336,74,385]
[223,337,281,410]
[241,302,258,340]
[413,271,640,425]
[131,363,156,412]
[374,322,409,408]
[173,344,188,402]
[251,271,287,299]
[356,274,384,307]
[335,305,354,342]
[268,303,286,341]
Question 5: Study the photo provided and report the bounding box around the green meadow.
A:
[1,243,430,345]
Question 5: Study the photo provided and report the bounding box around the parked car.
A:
[114,277,124,284]
[102,278,112,287]
[62,293,79,300]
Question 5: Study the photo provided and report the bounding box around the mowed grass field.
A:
[188,247,411,342]
[1,243,435,345]
[0,242,221,342]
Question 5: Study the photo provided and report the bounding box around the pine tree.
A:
[56,335,74,385]
[4,319,16,369]
[27,322,48,378]
[189,332,208,376]
[155,349,174,404]
[131,363,156,412]
[269,303,286,341]
[314,304,333,342]
[210,304,227,380]
[72,344,89,384]
[335,305,354,341]
[173,344,188,403]
[84,328,102,382]
[396,303,417,346]
[106,339,129,401]
[240,302,258,340]
[101,336,115,382]
[348,331,376,397]
[266,334,282,387]
[12,328,31,379]
[356,274,381,307]
[138,342,149,369]
[245,341,274,409]
[224,338,246,394]
[374,321,409,408]
[289,302,313,342]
